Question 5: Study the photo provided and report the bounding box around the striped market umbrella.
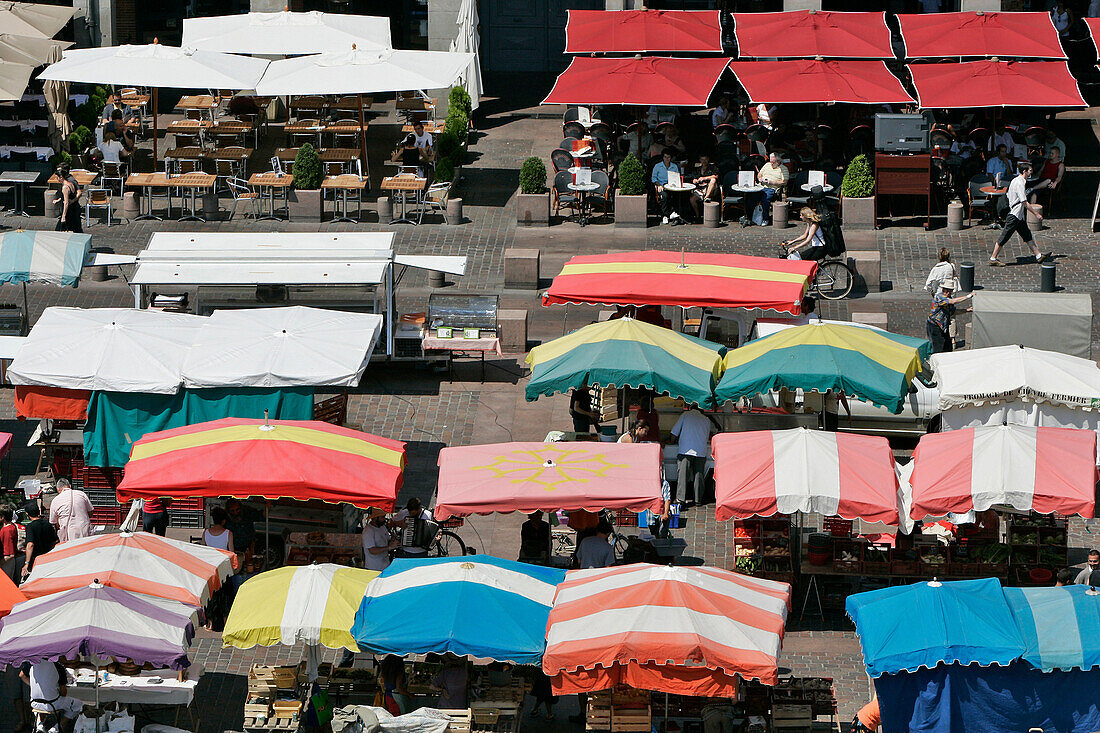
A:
[525,317,726,408]
[116,418,405,510]
[0,230,90,286]
[543,564,791,696]
[21,531,238,606]
[223,564,379,652]
[715,322,929,414]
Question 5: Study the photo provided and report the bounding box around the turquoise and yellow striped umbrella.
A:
[525,318,726,408]
[714,322,929,413]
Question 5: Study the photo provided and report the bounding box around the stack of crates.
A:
[169,497,206,529]
[81,465,125,526]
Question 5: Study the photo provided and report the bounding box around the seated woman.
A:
[1031,146,1064,203]
[782,207,827,261]
[689,153,719,217]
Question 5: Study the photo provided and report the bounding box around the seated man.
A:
[103,109,134,151]
[650,148,684,226]
[100,92,134,127]
[22,661,83,733]
[985,144,1012,188]
[689,152,719,218]
[409,120,435,163]
[743,152,788,226]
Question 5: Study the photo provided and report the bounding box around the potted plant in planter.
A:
[517,156,549,227]
[840,153,875,230]
[289,143,323,222]
[615,153,647,228]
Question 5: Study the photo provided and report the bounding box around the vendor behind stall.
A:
[432,655,469,709]
[569,385,601,434]
[520,511,550,564]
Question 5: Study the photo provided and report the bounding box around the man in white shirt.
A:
[576,521,615,569]
[22,661,84,720]
[98,131,127,165]
[989,162,1050,267]
[361,508,398,572]
[48,478,93,543]
[670,407,714,507]
[1074,549,1099,584]
[392,497,433,557]
[410,121,435,162]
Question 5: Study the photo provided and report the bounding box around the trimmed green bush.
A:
[69,125,93,152]
[841,154,875,198]
[436,130,460,160]
[49,151,72,168]
[434,157,455,183]
[618,153,646,196]
[449,86,472,117]
[444,107,469,145]
[519,157,547,195]
[292,143,323,190]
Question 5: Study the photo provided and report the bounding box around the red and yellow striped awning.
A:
[541,251,816,314]
[116,418,404,510]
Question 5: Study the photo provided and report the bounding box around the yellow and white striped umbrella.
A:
[223,564,378,652]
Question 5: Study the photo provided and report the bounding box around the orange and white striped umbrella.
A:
[543,565,790,697]
[20,531,237,606]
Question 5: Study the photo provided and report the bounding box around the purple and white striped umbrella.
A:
[0,582,199,670]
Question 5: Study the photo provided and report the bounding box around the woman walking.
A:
[53,163,82,233]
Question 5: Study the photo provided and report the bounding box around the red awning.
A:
[897,12,1066,59]
[542,56,730,107]
[565,9,722,54]
[14,385,90,421]
[909,60,1085,109]
[1088,18,1100,54]
[541,250,815,315]
[731,11,893,59]
[728,60,913,105]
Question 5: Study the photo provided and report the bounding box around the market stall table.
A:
[248,172,293,221]
[321,174,367,222]
[381,174,427,225]
[0,170,40,216]
[422,332,502,381]
[67,663,203,706]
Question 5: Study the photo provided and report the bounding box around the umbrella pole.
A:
[153,87,159,169]
[265,500,270,569]
[357,94,368,180]
[21,281,28,335]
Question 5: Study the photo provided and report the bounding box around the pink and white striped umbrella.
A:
[712,428,900,524]
[543,564,790,697]
[909,424,1097,519]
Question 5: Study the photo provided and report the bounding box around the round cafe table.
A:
[568,181,600,226]
[664,182,696,222]
[980,186,1008,196]
[802,183,834,193]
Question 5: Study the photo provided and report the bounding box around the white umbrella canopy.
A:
[182,10,391,55]
[0,2,75,39]
[0,34,71,66]
[37,43,270,89]
[254,47,475,96]
[450,0,483,112]
[0,59,31,101]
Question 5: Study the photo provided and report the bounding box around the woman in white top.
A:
[617,419,650,444]
[782,207,826,260]
[203,506,234,553]
[924,248,958,296]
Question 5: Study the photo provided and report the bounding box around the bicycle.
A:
[809,257,855,300]
[390,516,468,558]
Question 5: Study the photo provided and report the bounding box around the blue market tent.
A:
[351,555,566,664]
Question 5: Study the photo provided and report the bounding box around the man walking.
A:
[670,406,714,508]
[989,162,1050,267]
[49,478,92,543]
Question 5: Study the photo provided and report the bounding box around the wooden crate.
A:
[272,700,301,719]
[440,709,472,733]
[772,703,813,733]
[611,709,651,732]
[244,701,272,717]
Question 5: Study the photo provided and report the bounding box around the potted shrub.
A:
[615,153,647,228]
[449,85,472,119]
[840,153,875,230]
[289,143,323,222]
[517,156,549,227]
[67,126,93,166]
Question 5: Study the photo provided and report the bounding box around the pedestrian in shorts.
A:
[989,162,1051,267]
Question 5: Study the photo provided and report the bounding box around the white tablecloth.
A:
[0,145,53,160]
[67,663,203,706]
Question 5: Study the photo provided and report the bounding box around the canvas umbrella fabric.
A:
[897,11,1065,59]
[0,34,71,66]
[0,572,25,619]
[565,9,723,54]
[181,306,383,389]
[20,531,238,606]
[543,250,815,314]
[434,441,663,521]
[450,0,483,112]
[0,581,199,669]
[543,565,791,696]
[1004,584,1100,673]
[0,3,75,39]
[352,556,566,665]
[908,61,1086,109]
[0,229,90,330]
[715,322,929,414]
[907,424,1097,519]
[0,60,32,101]
[731,11,893,59]
[845,578,1026,678]
[712,428,900,524]
[525,317,726,408]
[728,60,913,105]
[542,56,731,106]
[42,43,69,150]
[116,418,405,510]
[181,10,391,55]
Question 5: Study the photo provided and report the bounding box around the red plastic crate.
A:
[89,507,122,525]
[614,510,638,527]
[171,498,204,512]
[81,466,125,489]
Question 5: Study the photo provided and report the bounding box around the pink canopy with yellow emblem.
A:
[433,441,663,520]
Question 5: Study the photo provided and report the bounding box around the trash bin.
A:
[959,261,975,292]
[1041,262,1056,293]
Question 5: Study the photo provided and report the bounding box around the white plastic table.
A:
[802,183,834,192]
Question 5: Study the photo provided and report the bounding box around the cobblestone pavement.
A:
[1,97,1098,730]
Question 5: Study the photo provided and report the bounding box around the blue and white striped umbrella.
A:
[351,555,565,664]
[1005,584,1100,673]
[0,230,91,287]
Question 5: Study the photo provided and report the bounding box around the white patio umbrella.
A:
[450,0,483,112]
[0,34,71,66]
[182,10,391,55]
[0,2,75,39]
[0,60,32,102]
[254,47,474,172]
[38,43,270,161]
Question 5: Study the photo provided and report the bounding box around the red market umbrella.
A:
[542,56,730,107]
[116,418,405,510]
[908,60,1085,109]
[897,12,1066,59]
[732,10,893,59]
[908,424,1097,520]
[0,572,25,619]
[712,428,900,524]
[565,9,722,54]
[541,250,815,315]
[728,59,913,105]
[1088,18,1100,53]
